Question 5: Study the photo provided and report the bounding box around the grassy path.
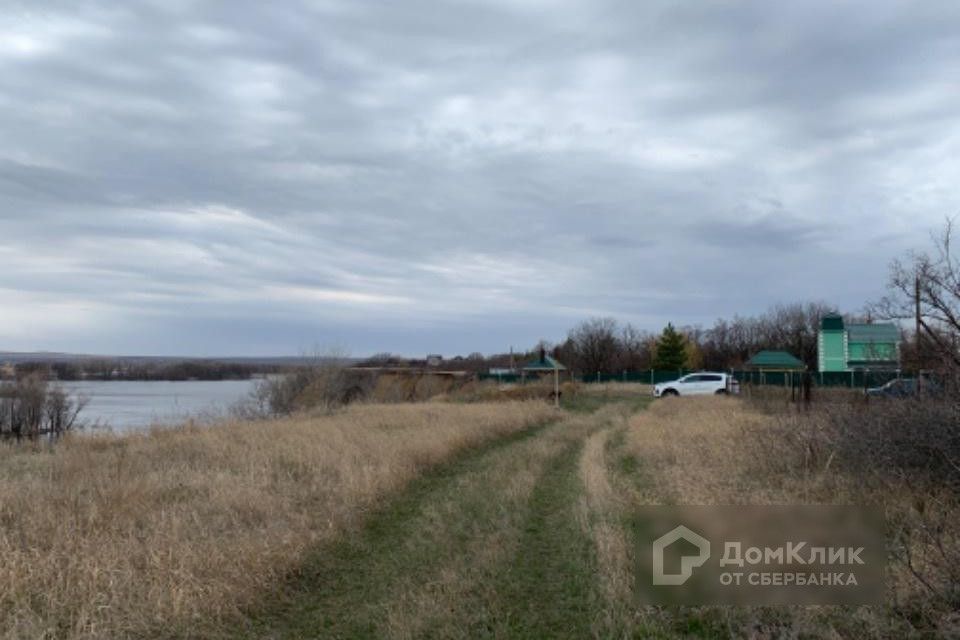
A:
[234,394,650,640]
[491,439,598,638]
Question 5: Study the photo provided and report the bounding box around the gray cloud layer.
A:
[1,1,958,355]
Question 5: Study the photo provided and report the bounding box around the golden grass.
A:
[580,382,653,396]
[578,425,633,635]
[623,396,960,636]
[624,395,782,504]
[0,401,554,639]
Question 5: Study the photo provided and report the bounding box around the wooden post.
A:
[554,365,560,408]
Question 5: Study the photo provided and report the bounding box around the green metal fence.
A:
[732,370,901,388]
[479,369,904,388]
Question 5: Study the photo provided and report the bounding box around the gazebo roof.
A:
[522,354,566,371]
[745,350,805,370]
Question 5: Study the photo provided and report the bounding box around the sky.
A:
[1,1,959,357]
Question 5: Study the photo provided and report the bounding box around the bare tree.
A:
[697,302,836,370]
[565,317,620,376]
[874,218,960,375]
[617,323,653,371]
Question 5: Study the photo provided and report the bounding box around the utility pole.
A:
[915,274,923,394]
[915,275,922,371]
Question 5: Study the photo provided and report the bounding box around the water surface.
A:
[61,380,260,432]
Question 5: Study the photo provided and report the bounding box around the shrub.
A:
[743,395,960,613]
[241,364,378,417]
[0,374,86,440]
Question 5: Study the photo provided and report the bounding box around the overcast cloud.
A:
[1,1,958,356]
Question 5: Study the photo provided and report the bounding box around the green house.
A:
[817,314,900,372]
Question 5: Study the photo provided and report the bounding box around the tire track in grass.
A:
[603,406,731,639]
[376,429,573,640]
[484,403,646,639]
[489,437,600,639]
[234,418,564,640]
[580,425,635,638]
[234,398,648,640]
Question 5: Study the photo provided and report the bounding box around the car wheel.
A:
[662,389,679,397]
[715,389,727,395]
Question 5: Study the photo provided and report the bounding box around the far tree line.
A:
[0,360,272,382]
[552,302,844,377]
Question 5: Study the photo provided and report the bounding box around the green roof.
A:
[820,314,844,331]
[522,355,566,371]
[847,323,899,343]
[745,350,805,370]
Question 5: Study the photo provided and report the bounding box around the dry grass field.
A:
[612,395,960,637]
[0,401,554,639]
[2,387,956,639]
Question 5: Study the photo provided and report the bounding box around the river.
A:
[60,379,262,432]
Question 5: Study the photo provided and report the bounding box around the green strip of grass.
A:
[486,439,601,639]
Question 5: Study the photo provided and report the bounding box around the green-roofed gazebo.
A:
[745,350,806,371]
[522,350,566,407]
[745,350,805,388]
[522,354,567,372]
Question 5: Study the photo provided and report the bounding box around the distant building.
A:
[425,354,443,367]
[817,314,900,372]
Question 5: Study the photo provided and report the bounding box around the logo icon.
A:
[652,525,711,585]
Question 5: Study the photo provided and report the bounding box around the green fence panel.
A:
[479,369,905,389]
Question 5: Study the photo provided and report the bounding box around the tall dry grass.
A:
[624,396,960,636]
[580,382,653,397]
[578,425,634,636]
[0,401,554,639]
[624,396,781,504]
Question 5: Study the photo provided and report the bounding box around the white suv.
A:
[653,372,739,397]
